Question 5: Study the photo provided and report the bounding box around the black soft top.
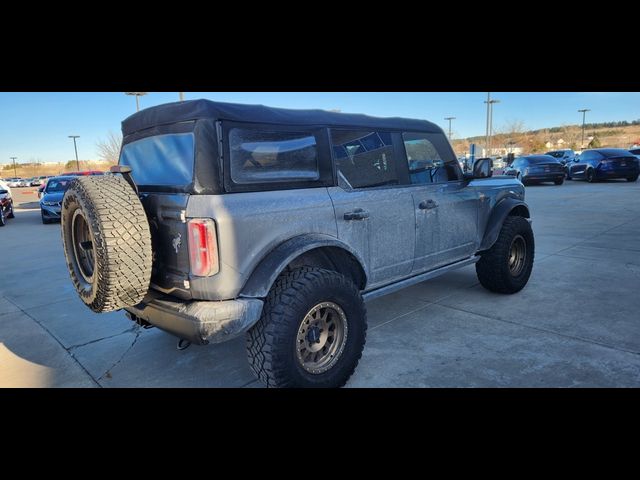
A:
[122,99,443,136]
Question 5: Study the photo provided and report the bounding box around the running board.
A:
[362,256,480,302]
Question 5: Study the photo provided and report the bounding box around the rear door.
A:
[328,129,416,288]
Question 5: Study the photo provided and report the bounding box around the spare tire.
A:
[61,175,153,313]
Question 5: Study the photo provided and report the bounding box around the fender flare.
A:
[240,233,368,299]
[479,198,530,251]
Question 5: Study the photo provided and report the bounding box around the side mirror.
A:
[473,158,493,178]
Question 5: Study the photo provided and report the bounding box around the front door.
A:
[403,132,479,274]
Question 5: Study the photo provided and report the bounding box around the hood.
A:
[41,192,65,203]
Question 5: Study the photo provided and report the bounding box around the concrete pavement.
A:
[1,180,639,387]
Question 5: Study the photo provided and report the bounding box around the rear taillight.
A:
[187,219,219,277]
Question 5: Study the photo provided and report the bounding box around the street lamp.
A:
[68,135,80,171]
[179,92,185,102]
[484,93,500,157]
[10,157,17,177]
[125,92,148,112]
[444,116,456,141]
[578,108,591,149]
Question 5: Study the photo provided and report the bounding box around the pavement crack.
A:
[97,326,142,382]
[67,326,139,351]
[4,297,102,387]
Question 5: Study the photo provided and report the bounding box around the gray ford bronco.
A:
[61,99,534,388]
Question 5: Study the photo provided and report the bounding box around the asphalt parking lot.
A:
[1,180,640,387]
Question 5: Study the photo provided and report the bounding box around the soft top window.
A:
[229,128,319,185]
[120,133,195,187]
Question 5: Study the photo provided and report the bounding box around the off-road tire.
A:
[61,175,152,313]
[246,267,367,388]
[476,216,535,294]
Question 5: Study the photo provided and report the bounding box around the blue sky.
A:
[1,92,639,164]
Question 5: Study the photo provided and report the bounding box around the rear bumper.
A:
[596,168,639,179]
[523,173,565,183]
[125,290,263,345]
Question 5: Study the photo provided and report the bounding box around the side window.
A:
[403,132,462,184]
[229,128,319,185]
[330,130,398,189]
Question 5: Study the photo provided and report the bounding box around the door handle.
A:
[419,200,439,210]
[344,208,370,221]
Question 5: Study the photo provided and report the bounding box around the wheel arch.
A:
[240,234,368,299]
[479,198,530,252]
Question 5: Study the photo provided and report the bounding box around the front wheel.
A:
[476,216,535,294]
[627,175,638,182]
[0,207,5,227]
[586,169,596,183]
[7,204,14,219]
[246,267,367,388]
[554,178,564,186]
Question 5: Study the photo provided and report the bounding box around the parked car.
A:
[545,149,576,165]
[566,148,639,182]
[0,179,12,199]
[629,148,640,160]
[0,187,15,226]
[8,178,23,188]
[59,99,535,388]
[18,178,32,187]
[504,155,565,185]
[40,176,75,224]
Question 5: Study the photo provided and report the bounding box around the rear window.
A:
[229,129,319,184]
[526,156,559,164]
[120,133,195,186]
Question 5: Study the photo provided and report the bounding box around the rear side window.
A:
[120,133,195,186]
[229,129,319,184]
[330,130,398,189]
[403,132,462,184]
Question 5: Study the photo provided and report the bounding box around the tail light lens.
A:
[187,219,219,277]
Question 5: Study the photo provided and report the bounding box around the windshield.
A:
[46,179,72,193]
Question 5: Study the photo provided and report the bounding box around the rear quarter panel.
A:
[186,188,337,300]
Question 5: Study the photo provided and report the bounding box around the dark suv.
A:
[60,100,535,388]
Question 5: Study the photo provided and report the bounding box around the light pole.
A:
[179,92,185,102]
[10,157,17,177]
[578,108,590,149]
[485,94,500,157]
[125,92,148,112]
[68,136,80,171]
[444,116,456,141]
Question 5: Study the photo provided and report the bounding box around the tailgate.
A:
[139,192,192,299]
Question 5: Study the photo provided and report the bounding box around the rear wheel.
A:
[554,178,564,186]
[246,267,367,388]
[476,216,535,294]
[627,175,638,182]
[61,175,153,313]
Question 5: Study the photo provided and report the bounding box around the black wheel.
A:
[554,178,564,186]
[41,211,51,224]
[627,175,638,182]
[0,207,5,227]
[246,267,367,388]
[61,175,153,313]
[7,204,14,219]
[476,216,535,294]
[586,169,596,183]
